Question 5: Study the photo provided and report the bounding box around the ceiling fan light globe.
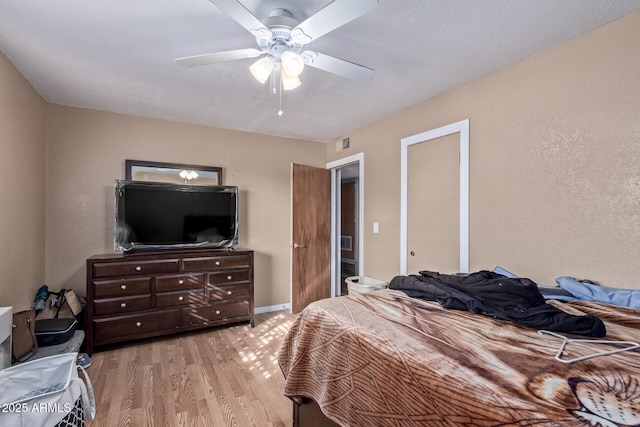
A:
[281,71,301,91]
[249,57,274,84]
[281,51,305,77]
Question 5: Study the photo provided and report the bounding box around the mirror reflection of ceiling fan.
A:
[176,0,379,91]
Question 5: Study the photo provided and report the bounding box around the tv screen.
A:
[114,180,238,251]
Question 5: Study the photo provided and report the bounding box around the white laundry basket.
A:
[346,276,388,295]
[0,352,95,426]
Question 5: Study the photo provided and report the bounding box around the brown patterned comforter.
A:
[278,289,640,426]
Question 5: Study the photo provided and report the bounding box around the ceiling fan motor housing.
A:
[263,8,298,28]
[256,8,305,56]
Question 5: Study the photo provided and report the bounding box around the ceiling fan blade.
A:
[291,0,379,44]
[209,0,272,40]
[176,48,263,68]
[302,51,374,81]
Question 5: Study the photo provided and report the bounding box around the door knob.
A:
[294,243,306,249]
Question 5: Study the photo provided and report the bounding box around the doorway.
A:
[327,153,364,297]
[339,166,359,294]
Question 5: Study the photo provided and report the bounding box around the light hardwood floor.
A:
[86,310,297,427]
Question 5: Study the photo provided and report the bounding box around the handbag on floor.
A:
[37,290,84,321]
[0,352,96,427]
[12,309,38,362]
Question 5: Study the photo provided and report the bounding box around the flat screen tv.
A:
[114,180,238,251]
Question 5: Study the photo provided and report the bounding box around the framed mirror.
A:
[125,160,223,186]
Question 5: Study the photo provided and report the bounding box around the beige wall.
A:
[44,105,325,308]
[0,53,46,309]
[329,12,640,288]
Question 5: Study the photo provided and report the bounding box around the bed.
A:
[278,273,640,427]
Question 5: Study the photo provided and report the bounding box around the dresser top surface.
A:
[88,248,253,262]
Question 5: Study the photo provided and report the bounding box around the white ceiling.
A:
[1,0,639,143]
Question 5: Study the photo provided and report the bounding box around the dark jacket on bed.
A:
[389,270,606,337]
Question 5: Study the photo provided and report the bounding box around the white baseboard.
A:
[255,303,291,314]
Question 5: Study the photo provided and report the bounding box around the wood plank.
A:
[86,310,296,426]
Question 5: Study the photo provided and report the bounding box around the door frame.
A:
[327,152,364,297]
[400,119,469,275]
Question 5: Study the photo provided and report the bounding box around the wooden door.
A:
[291,163,331,313]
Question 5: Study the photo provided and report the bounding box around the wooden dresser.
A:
[85,249,253,355]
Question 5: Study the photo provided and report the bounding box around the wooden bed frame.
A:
[293,398,338,427]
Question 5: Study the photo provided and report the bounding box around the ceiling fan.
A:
[176,0,379,91]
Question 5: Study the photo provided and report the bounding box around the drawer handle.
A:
[120,303,127,308]
[227,290,233,295]
[136,321,142,327]
[227,275,232,281]
[178,296,184,301]
[135,266,142,272]
[215,261,221,266]
[121,284,127,290]
[215,310,221,315]
[178,279,184,285]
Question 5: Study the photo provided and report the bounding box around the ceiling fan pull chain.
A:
[278,73,284,116]
[271,68,277,95]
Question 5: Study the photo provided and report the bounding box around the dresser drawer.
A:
[208,269,250,285]
[93,277,151,298]
[183,301,250,326]
[155,273,205,292]
[91,259,180,278]
[183,255,250,271]
[156,290,205,308]
[208,284,251,302]
[93,310,180,342]
[93,295,152,316]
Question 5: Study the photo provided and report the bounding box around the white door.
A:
[407,133,460,274]
[400,119,470,276]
